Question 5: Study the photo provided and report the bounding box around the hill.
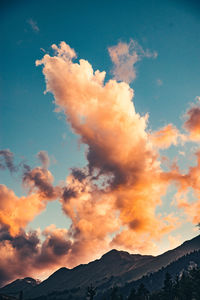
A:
[1,235,200,299]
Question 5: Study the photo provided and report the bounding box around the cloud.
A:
[0,150,61,237]
[0,226,72,287]
[27,19,39,33]
[51,42,76,60]
[168,150,200,225]
[150,124,181,149]
[195,96,200,102]
[36,225,72,268]
[156,79,163,86]
[108,39,157,83]
[179,151,185,156]
[0,184,46,236]
[2,41,200,286]
[184,105,200,141]
[0,149,18,173]
[36,42,176,264]
[168,234,181,249]
[22,164,60,200]
[37,151,50,169]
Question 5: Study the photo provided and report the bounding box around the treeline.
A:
[98,267,200,299]
[118,250,200,296]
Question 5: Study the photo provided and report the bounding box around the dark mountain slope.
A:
[1,235,200,300]
[0,277,40,298]
[119,234,200,284]
[25,250,153,299]
[117,249,200,299]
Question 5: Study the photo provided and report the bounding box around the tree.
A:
[136,283,149,300]
[86,284,96,300]
[128,287,136,300]
[189,268,200,300]
[178,272,192,300]
[110,286,123,300]
[162,272,173,300]
[19,290,23,300]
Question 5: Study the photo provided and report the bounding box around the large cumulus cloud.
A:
[36,41,177,261]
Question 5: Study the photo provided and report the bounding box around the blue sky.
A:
[1,0,200,282]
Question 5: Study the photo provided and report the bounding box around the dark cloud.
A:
[62,187,77,202]
[0,149,18,173]
[12,231,40,258]
[0,227,72,287]
[23,167,59,199]
[71,167,87,182]
[37,233,72,266]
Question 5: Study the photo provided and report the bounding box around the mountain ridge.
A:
[1,234,200,299]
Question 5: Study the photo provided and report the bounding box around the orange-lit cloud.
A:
[1,41,200,287]
[0,184,46,236]
[184,105,200,141]
[168,234,181,249]
[150,124,181,149]
[0,226,72,286]
[23,166,60,199]
[36,42,177,263]
[0,150,60,237]
[168,150,200,225]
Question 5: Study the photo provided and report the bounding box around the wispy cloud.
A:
[150,124,180,149]
[156,78,163,86]
[108,39,157,83]
[0,149,18,173]
[195,96,200,102]
[27,18,39,33]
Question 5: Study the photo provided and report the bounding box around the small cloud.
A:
[179,151,185,156]
[195,96,200,102]
[62,133,67,140]
[37,150,50,168]
[40,48,46,53]
[27,18,39,33]
[184,105,200,141]
[156,78,163,86]
[108,39,157,83]
[150,124,180,149]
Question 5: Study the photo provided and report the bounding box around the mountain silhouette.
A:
[1,234,200,299]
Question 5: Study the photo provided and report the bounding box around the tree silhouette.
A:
[110,286,123,300]
[136,283,149,300]
[128,287,136,300]
[162,272,174,300]
[86,284,96,300]
[19,290,23,300]
[178,272,193,300]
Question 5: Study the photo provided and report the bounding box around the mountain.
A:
[0,295,18,300]
[0,278,40,299]
[25,250,154,299]
[1,235,200,299]
[116,249,200,299]
[116,233,200,285]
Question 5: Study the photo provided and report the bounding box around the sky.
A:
[1,0,200,286]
